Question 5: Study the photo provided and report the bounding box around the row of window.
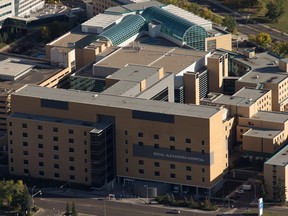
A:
[125,131,199,144]
[125,168,206,182]
[126,159,206,172]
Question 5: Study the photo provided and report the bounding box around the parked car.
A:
[172,209,181,214]
[236,189,244,194]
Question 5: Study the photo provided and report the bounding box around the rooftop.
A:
[94,38,207,75]
[237,71,288,85]
[252,111,288,123]
[0,56,62,95]
[0,59,34,81]
[234,52,280,73]
[244,128,281,139]
[14,85,225,119]
[104,0,164,14]
[233,87,270,101]
[107,64,160,82]
[265,144,288,166]
[81,13,123,30]
[102,80,139,96]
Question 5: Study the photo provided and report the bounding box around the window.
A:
[202,140,205,145]
[84,149,87,154]
[39,162,44,167]
[154,134,159,139]
[70,175,75,180]
[38,143,43,149]
[9,122,12,126]
[84,131,87,136]
[54,155,59,160]
[24,169,29,174]
[139,160,144,165]
[69,157,74,162]
[154,144,159,149]
[10,167,14,172]
[154,162,160,167]
[53,137,58,142]
[124,130,128,135]
[170,146,175,150]
[38,134,43,140]
[125,149,128,154]
[23,151,28,156]
[10,149,13,154]
[125,140,128,145]
[202,168,205,173]
[54,173,59,178]
[69,138,74,144]
[186,138,191,144]
[202,150,205,154]
[68,129,74,134]
[125,167,128,172]
[24,160,28,164]
[139,169,144,174]
[53,146,59,151]
[38,153,44,158]
[69,148,74,153]
[84,159,87,163]
[202,177,205,182]
[138,141,143,146]
[10,131,12,136]
[10,158,13,163]
[186,148,191,152]
[170,136,175,141]
[155,171,160,176]
[23,141,28,147]
[170,173,176,178]
[69,166,75,171]
[22,123,27,128]
[186,166,191,171]
[138,132,143,137]
[186,175,192,180]
[54,164,59,169]
[38,125,43,130]
[85,168,88,173]
[170,164,175,169]
[53,127,58,132]
[22,132,27,137]
[39,171,44,176]
[125,158,128,163]
[9,140,12,145]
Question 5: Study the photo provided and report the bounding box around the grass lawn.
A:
[242,208,288,216]
[265,1,288,33]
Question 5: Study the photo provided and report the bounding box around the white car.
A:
[236,189,244,194]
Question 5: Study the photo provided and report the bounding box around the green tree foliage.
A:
[65,202,71,216]
[71,202,78,216]
[271,42,288,57]
[265,0,285,22]
[0,180,33,213]
[275,178,286,205]
[41,26,50,40]
[223,15,237,34]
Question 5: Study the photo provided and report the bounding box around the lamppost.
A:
[144,185,149,204]
[32,189,42,204]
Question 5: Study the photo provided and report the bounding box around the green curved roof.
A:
[141,6,208,50]
[98,15,146,46]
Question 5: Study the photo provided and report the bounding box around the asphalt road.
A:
[190,0,288,42]
[34,197,220,216]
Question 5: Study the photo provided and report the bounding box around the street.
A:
[34,197,221,216]
[190,0,288,42]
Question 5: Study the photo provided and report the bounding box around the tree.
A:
[255,32,271,47]
[41,26,50,40]
[223,15,237,34]
[71,202,78,216]
[265,0,285,22]
[275,178,286,205]
[271,41,288,57]
[65,202,71,216]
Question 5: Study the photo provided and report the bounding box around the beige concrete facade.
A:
[92,0,120,15]
[264,145,288,201]
[8,84,230,189]
[205,33,232,52]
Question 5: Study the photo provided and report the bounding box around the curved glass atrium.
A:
[97,15,147,46]
[141,6,208,50]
